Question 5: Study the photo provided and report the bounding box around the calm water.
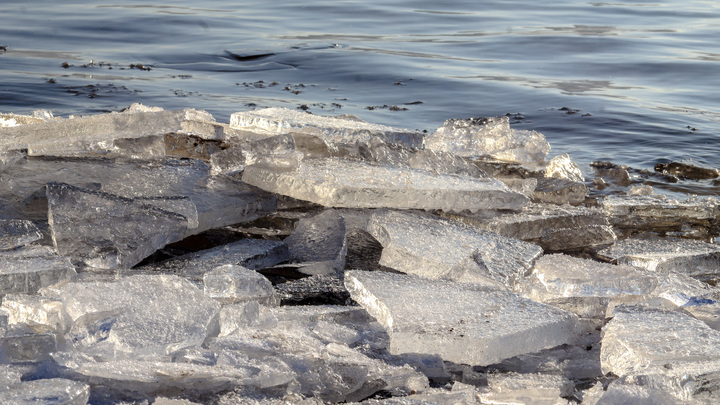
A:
[1,0,719,196]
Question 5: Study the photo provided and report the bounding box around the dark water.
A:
[2,0,719,196]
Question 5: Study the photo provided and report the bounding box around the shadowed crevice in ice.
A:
[242,157,529,212]
[367,210,542,287]
[0,219,43,251]
[47,182,192,270]
[344,270,580,366]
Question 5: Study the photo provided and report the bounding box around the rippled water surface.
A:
[1,0,719,195]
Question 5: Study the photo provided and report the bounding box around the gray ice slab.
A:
[545,153,584,183]
[137,239,289,284]
[47,182,190,270]
[540,224,617,251]
[367,210,542,287]
[0,378,90,405]
[230,107,424,148]
[242,157,528,212]
[600,304,720,400]
[597,235,720,280]
[211,133,301,176]
[0,219,42,250]
[345,270,580,366]
[0,245,76,296]
[531,177,588,205]
[203,264,277,305]
[284,209,347,275]
[0,328,57,363]
[59,274,220,360]
[424,116,550,165]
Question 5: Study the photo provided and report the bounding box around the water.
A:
[1,0,719,196]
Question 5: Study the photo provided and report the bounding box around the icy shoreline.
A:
[2,105,720,404]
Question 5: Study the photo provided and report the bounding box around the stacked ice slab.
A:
[3,105,720,404]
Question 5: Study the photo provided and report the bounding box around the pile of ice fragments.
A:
[2,105,720,404]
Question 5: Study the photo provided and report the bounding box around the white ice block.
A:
[230,107,424,148]
[345,270,580,366]
[243,157,528,212]
[367,210,542,287]
[545,153,584,182]
[424,116,550,164]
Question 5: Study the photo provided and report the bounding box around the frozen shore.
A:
[1,105,720,404]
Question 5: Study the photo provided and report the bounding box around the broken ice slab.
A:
[284,209,347,276]
[600,304,720,400]
[210,133,302,176]
[424,116,550,165]
[0,107,223,154]
[0,245,76,296]
[47,182,191,270]
[597,234,720,281]
[448,203,614,251]
[59,274,220,360]
[137,238,289,284]
[242,157,529,212]
[0,328,57,363]
[601,194,719,239]
[345,270,580,366]
[28,133,168,160]
[367,210,542,287]
[531,177,588,205]
[0,219,42,250]
[480,372,574,405]
[230,107,424,148]
[203,264,277,305]
[1,294,68,334]
[545,153,584,183]
[0,378,90,405]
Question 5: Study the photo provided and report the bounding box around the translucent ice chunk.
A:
[582,380,680,405]
[545,153,584,183]
[0,329,57,363]
[1,294,68,334]
[203,264,277,305]
[137,239,289,284]
[424,116,550,164]
[345,270,580,366]
[597,235,720,280]
[243,157,528,212]
[0,219,42,250]
[284,209,347,276]
[1,108,220,155]
[600,305,720,400]
[211,134,302,176]
[532,177,588,205]
[0,378,90,405]
[481,372,573,405]
[230,107,424,148]
[367,210,542,287]
[59,274,220,360]
[47,182,190,269]
[0,245,76,296]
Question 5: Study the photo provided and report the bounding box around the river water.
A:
[1,0,719,196]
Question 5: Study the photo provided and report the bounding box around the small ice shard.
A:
[284,209,347,276]
[218,301,261,336]
[345,270,580,366]
[211,133,302,175]
[597,234,720,281]
[0,378,90,405]
[0,294,68,334]
[0,245,76,296]
[230,107,424,148]
[137,239,289,284]
[47,182,190,269]
[424,116,550,164]
[0,107,221,154]
[532,177,588,205]
[367,210,542,287]
[519,254,659,319]
[0,219,42,250]
[59,275,220,360]
[480,372,574,404]
[600,304,720,400]
[203,264,277,305]
[243,157,528,212]
[546,153,584,183]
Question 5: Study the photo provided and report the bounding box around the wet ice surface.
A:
[4,106,720,403]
